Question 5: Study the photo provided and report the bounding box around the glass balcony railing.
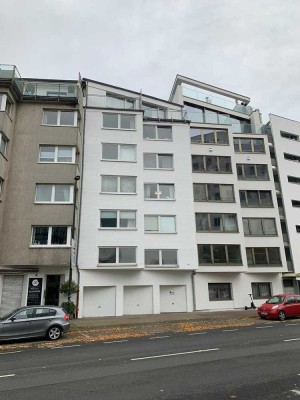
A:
[23,82,77,98]
[182,86,253,115]
[0,64,24,93]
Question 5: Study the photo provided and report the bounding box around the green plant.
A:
[61,301,77,315]
[59,280,79,295]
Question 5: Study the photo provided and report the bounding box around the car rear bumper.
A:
[257,309,278,319]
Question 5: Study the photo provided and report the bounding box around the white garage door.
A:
[0,275,24,315]
[123,286,153,315]
[83,286,116,317]
[160,285,187,313]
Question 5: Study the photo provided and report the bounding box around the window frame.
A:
[233,137,265,153]
[102,143,137,162]
[251,282,272,299]
[246,247,282,266]
[31,226,71,247]
[38,145,76,164]
[192,155,232,174]
[243,218,277,236]
[190,127,229,145]
[100,175,137,194]
[144,249,178,267]
[144,215,177,234]
[236,164,269,181]
[284,153,300,163]
[42,110,78,127]
[208,283,232,301]
[0,132,8,157]
[99,209,137,230]
[143,153,174,170]
[102,113,136,130]
[143,125,173,141]
[193,183,235,203]
[144,183,175,200]
[198,244,242,265]
[239,190,273,208]
[280,131,299,141]
[106,94,135,109]
[35,184,74,204]
[195,213,238,233]
[98,246,137,265]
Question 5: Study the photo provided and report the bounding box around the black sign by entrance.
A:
[27,278,43,306]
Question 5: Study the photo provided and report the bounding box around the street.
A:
[0,321,300,399]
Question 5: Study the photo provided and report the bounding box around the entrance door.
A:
[45,275,61,306]
[0,275,24,315]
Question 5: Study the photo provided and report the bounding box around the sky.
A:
[0,0,299,122]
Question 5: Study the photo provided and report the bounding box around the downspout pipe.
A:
[191,270,197,311]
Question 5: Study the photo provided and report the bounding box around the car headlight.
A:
[272,305,279,310]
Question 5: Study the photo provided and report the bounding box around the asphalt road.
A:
[1,321,300,399]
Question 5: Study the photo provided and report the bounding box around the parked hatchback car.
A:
[257,294,300,321]
[0,306,70,341]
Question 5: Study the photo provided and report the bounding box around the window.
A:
[292,200,300,208]
[98,247,136,265]
[102,143,136,162]
[196,213,238,232]
[239,190,273,207]
[0,133,8,157]
[288,176,300,184]
[0,177,3,196]
[236,164,269,180]
[243,218,277,236]
[143,153,173,169]
[143,125,172,140]
[193,183,234,202]
[296,226,300,233]
[251,283,272,299]
[144,215,176,233]
[106,94,135,109]
[14,309,34,320]
[198,244,242,265]
[284,153,300,163]
[103,113,135,129]
[35,184,73,203]
[192,155,232,173]
[280,131,299,141]
[35,308,57,317]
[39,146,76,163]
[100,210,136,229]
[43,110,77,126]
[101,176,136,194]
[31,226,71,246]
[246,247,281,266]
[145,249,178,266]
[208,283,232,301]
[233,138,265,153]
[190,128,229,144]
[144,184,175,200]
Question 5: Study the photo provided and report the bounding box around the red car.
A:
[257,294,300,321]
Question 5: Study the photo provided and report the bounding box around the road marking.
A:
[286,323,299,326]
[256,326,273,329]
[149,336,170,340]
[104,340,128,344]
[51,345,81,350]
[0,351,23,355]
[0,374,15,378]
[131,348,220,361]
[222,329,239,332]
[284,338,300,342]
[188,332,207,336]
[290,389,300,395]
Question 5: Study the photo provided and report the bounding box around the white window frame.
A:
[144,183,175,200]
[99,210,137,229]
[0,132,8,157]
[42,110,78,127]
[0,93,11,113]
[143,153,174,170]
[100,175,137,194]
[102,113,136,130]
[98,246,137,266]
[144,215,177,234]
[31,226,71,247]
[101,143,137,162]
[145,249,178,267]
[38,146,76,163]
[35,184,74,204]
[143,125,173,141]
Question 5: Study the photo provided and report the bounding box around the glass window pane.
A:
[0,136,7,155]
[253,139,264,153]
[54,185,71,202]
[190,128,202,143]
[119,247,136,263]
[244,165,256,179]
[203,129,215,144]
[219,157,232,173]
[260,191,273,207]
[247,191,259,206]
[205,156,218,172]
[102,176,118,192]
[257,165,269,180]
[185,105,203,122]
[223,214,237,232]
[159,184,175,199]
[192,155,204,172]
[120,115,135,129]
[36,185,52,202]
[263,219,276,235]
[120,211,136,228]
[102,143,118,160]
[247,248,254,265]
[243,219,250,235]
[198,245,212,264]
[268,248,281,264]
[236,164,243,179]
[40,146,55,162]
[240,139,252,152]
[234,138,240,152]
[120,176,136,193]
[157,126,172,140]
[57,146,73,162]
[60,111,75,126]
[51,227,68,245]
[162,250,177,265]
[144,154,156,168]
[158,155,173,169]
[205,110,218,123]
[254,248,268,264]
[216,130,228,144]
[106,95,124,108]
[120,145,136,161]
[210,214,222,231]
[43,111,58,125]
[207,184,221,201]
[213,245,226,263]
[193,184,206,201]
[239,191,247,207]
[144,184,157,199]
[145,250,159,265]
[220,185,234,202]
[100,211,117,227]
[218,113,230,124]
[249,219,263,235]
[143,125,156,139]
[32,227,49,245]
[195,214,209,231]
[145,216,158,232]
[103,114,118,128]
[99,248,116,263]
[160,216,176,233]
[227,246,241,264]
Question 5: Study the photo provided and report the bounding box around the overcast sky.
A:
[0,0,299,122]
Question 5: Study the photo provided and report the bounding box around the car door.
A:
[284,296,298,316]
[295,296,300,316]
[1,308,34,339]
[27,308,54,336]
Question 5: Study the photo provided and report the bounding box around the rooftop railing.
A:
[23,82,77,99]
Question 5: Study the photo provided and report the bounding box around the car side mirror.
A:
[9,317,16,322]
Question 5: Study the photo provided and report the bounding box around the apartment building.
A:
[0,65,83,315]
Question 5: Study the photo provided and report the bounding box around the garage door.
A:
[123,286,153,315]
[83,286,116,317]
[160,285,187,313]
[0,275,24,315]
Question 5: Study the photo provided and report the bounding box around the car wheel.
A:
[46,326,62,341]
[278,311,286,321]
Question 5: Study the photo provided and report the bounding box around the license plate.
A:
[261,312,267,315]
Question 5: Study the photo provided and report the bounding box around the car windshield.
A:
[0,310,18,321]
[266,296,285,304]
